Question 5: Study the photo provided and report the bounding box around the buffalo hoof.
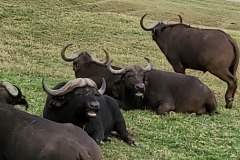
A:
[225,100,233,109]
[105,137,112,141]
[209,110,219,116]
[100,140,105,145]
[130,141,138,147]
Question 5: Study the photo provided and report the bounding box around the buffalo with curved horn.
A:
[107,57,218,115]
[60,44,122,97]
[140,13,239,109]
[42,77,136,146]
[107,57,152,108]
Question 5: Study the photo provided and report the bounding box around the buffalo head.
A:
[107,57,152,108]
[0,81,29,109]
[140,14,187,41]
[61,44,109,74]
[42,77,106,119]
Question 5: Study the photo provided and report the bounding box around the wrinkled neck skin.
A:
[116,84,144,110]
[153,29,169,54]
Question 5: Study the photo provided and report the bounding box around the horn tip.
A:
[102,48,106,52]
[107,60,113,64]
[67,43,73,46]
[141,13,148,19]
[144,57,150,60]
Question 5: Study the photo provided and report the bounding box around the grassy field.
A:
[1,0,240,159]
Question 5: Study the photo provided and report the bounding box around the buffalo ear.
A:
[48,97,67,108]
[112,76,125,98]
[152,28,158,40]
[73,61,79,71]
[143,73,149,86]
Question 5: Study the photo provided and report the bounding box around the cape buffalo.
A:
[60,44,121,97]
[0,81,29,109]
[107,58,218,115]
[140,14,239,109]
[0,103,101,160]
[42,77,135,146]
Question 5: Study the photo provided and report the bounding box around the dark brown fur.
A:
[140,14,239,109]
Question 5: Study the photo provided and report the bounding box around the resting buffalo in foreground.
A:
[42,77,135,146]
[0,81,29,109]
[0,104,101,160]
[60,44,121,97]
[107,58,218,115]
[140,14,239,109]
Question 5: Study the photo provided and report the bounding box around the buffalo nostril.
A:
[89,101,100,109]
[135,83,145,90]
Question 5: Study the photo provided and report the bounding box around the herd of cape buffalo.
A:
[0,14,239,160]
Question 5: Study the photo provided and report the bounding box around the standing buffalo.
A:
[42,77,135,146]
[140,14,239,109]
[60,44,121,97]
[0,104,101,160]
[0,81,29,109]
[107,58,218,115]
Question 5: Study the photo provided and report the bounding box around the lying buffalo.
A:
[107,58,218,115]
[0,81,29,109]
[0,104,101,160]
[42,77,135,146]
[60,44,121,97]
[140,14,239,109]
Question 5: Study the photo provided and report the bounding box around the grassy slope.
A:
[0,0,240,159]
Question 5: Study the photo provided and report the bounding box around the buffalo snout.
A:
[86,101,100,118]
[134,83,145,97]
[89,101,100,109]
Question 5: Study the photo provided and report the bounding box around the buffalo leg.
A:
[196,107,207,115]
[115,119,136,146]
[173,66,185,74]
[167,57,186,74]
[156,103,174,115]
[90,125,105,145]
[210,69,237,109]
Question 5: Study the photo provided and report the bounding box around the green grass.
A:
[1,0,240,159]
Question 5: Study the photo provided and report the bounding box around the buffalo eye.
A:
[126,73,134,78]
[57,96,65,100]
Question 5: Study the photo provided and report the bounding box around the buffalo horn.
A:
[101,49,110,64]
[61,44,109,64]
[2,82,19,97]
[143,57,153,72]
[13,85,23,98]
[140,14,159,31]
[178,15,183,24]
[98,78,106,95]
[92,49,110,65]
[42,77,98,96]
[61,44,82,62]
[107,60,126,75]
